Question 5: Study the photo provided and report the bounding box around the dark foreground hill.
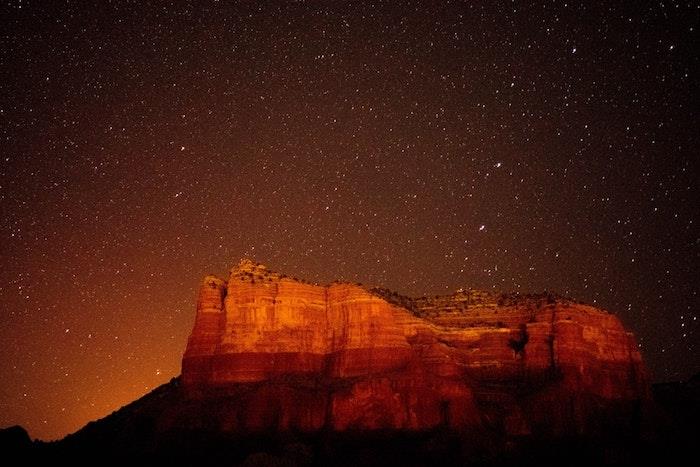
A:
[2,374,697,466]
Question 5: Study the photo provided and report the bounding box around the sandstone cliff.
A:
[181,260,649,436]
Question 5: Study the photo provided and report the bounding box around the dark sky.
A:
[1,0,698,440]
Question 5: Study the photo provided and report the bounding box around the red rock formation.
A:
[181,260,649,435]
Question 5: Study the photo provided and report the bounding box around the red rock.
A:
[181,260,649,435]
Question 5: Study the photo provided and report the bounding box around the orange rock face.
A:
[181,260,649,435]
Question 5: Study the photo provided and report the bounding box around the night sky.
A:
[1,1,698,440]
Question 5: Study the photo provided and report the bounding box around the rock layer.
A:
[181,260,649,435]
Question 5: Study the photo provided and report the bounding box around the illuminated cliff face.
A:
[181,260,649,434]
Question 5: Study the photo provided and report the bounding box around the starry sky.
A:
[1,1,698,440]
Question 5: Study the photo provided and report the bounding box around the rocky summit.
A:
[181,259,649,435]
[23,260,659,466]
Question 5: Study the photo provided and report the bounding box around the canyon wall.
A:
[181,260,649,435]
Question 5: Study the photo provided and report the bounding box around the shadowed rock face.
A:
[180,260,649,436]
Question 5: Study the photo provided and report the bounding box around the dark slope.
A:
[2,375,695,466]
